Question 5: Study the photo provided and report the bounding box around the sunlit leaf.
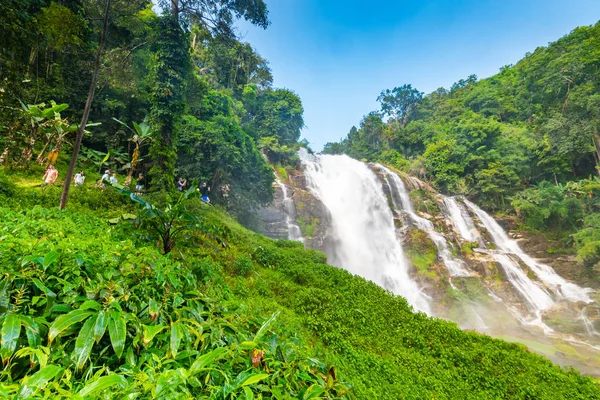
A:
[16,364,62,399]
[48,310,93,343]
[73,315,97,370]
[107,311,126,358]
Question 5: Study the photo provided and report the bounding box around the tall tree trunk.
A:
[171,0,179,20]
[60,0,112,209]
[593,131,600,177]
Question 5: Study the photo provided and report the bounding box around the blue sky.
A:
[237,0,600,151]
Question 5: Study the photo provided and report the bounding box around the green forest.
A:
[0,0,305,221]
[324,22,600,280]
[1,0,600,398]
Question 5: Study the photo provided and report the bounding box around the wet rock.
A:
[542,302,588,335]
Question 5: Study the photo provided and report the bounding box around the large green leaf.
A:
[0,278,12,313]
[16,364,63,399]
[93,311,107,344]
[238,373,269,387]
[77,374,127,397]
[1,313,21,361]
[188,347,228,376]
[20,316,42,348]
[301,384,325,400]
[32,278,56,315]
[253,311,279,342]
[107,311,126,358]
[142,324,164,346]
[170,322,184,358]
[48,310,93,343]
[42,251,60,269]
[73,315,97,370]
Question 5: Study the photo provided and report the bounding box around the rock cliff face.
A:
[254,160,600,375]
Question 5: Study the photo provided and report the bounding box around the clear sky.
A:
[238,0,600,151]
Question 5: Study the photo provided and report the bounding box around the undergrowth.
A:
[0,171,598,399]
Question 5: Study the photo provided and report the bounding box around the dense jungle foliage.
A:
[323,21,600,278]
[0,173,599,398]
[0,0,305,218]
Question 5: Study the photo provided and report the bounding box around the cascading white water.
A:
[443,197,478,243]
[491,253,554,311]
[581,308,599,337]
[299,151,431,313]
[377,165,470,277]
[275,177,304,242]
[464,200,593,304]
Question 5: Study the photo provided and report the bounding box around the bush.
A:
[232,253,254,276]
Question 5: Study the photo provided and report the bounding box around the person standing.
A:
[135,173,144,192]
[109,172,118,185]
[42,165,59,185]
[176,177,187,192]
[198,182,211,203]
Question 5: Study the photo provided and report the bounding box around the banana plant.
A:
[112,117,152,185]
[111,182,207,254]
[16,101,68,167]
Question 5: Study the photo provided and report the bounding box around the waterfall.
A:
[581,308,599,337]
[377,165,470,277]
[299,151,431,313]
[275,177,304,242]
[443,197,478,243]
[464,200,593,304]
[491,253,554,311]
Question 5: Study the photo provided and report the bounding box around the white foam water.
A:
[299,150,431,313]
[377,165,470,277]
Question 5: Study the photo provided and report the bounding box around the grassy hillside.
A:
[0,171,599,399]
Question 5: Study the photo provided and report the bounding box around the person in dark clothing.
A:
[135,173,144,192]
[198,182,210,203]
[176,177,187,192]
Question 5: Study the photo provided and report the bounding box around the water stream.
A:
[275,177,304,242]
[442,197,478,243]
[377,165,471,277]
[464,200,593,304]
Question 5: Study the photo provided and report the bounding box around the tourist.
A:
[109,172,118,185]
[176,177,187,192]
[101,170,110,183]
[42,165,58,185]
[74,170,85,186]
[135,173,144,192]
[198,182,211,203]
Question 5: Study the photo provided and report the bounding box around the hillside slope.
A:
[0,173,599,398]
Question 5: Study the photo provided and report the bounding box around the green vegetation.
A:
[2,1,600,397]
[297,216,319,238]
[0,175,598,398]
[405,230,438,278]
[323,21,600,281]
[0,0,305,218]
[409,189,441,216]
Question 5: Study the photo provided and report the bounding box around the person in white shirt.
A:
[74,171,85,186]
[109,173,118,185]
